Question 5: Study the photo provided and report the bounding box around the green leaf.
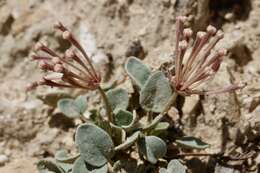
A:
[176,136,210,150]
[159,159,186,173]
[167,159,186,173]
[159,168,168,173]
[154,122,170,131]
[55,149,79,163]
[140,71,172,113]
[106,88,129,113]
[75,123,115,167]
[57,162,73,173]
[37,159,65,173]
[114,109,133,126]
[72,157,108,173]
[75,95,88,114]
[58,95,87,118]
[37,91,71,107]
[125,56,151,88]
[138,136,167,164]
[150,122,170,136]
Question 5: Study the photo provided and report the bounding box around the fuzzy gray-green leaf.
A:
[125,57,151,88]
[106,88,129,113]
[159,159,186,173]
[58,95,87,118]
[140,71,172,113]
[150,122,170,136]
[55,149,79,163]
[114,109,133,126]
[75,123,115,167]
[159,168,168,173]
[72,157,108,173]
[37,159,65,173]
[57,162,73,173]
[138,136,167,164]
[167,159,186,173]
[176,136,210,150]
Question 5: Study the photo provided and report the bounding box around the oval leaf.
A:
[138,136,167,164]
[125,57,151,88]
[72,157,108,173]
[106,88,129,113]
[150,122,170,136]
[176,136,210,150]
[58,95,87,118]
[114,109,133,127]
[55,149,79,163]
[159,168,168,173]
[75,95,87,114]
[75,123,115,167]
[140,71,172,113]
[167,159,186,173]
[37,159,65,173]
[57,162,73,173]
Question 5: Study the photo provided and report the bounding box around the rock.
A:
[182,95,200,114]
[125,39,146,59]
[0,155,8,166]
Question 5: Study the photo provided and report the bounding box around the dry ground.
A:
[0,0,259,172]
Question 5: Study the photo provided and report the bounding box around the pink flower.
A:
[27,22,101,91]
[168,16,244,96]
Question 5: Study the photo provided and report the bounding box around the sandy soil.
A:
[0,0,259,172]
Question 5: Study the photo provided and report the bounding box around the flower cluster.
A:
[27,22,101,91]
[169,16,244,96]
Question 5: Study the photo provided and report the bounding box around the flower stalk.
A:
[27,22,115,123]
[168,16,245,96]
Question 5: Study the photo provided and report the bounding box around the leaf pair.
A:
[106,88,134,127]
[125,57,173,113]
[58,95,87,118]
[137,136,167,164]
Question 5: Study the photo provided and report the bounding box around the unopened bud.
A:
[197,31,207,39]
[207,25,217,35]
[176,16,187,23]
[183,28,193,38]
[54,64,64,73]
[52,57,61,64]
[34,42,44,51]
[216,30,224,39]
[62,31,71,40]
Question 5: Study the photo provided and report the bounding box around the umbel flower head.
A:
[27,22,101,91]
[168,16,244,96]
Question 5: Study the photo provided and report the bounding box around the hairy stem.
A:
[97,86,114,123]
[143,92,178,131]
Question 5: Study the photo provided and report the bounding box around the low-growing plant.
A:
[27,16,244,173]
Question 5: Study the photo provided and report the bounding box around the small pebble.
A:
[0,155,8,166]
